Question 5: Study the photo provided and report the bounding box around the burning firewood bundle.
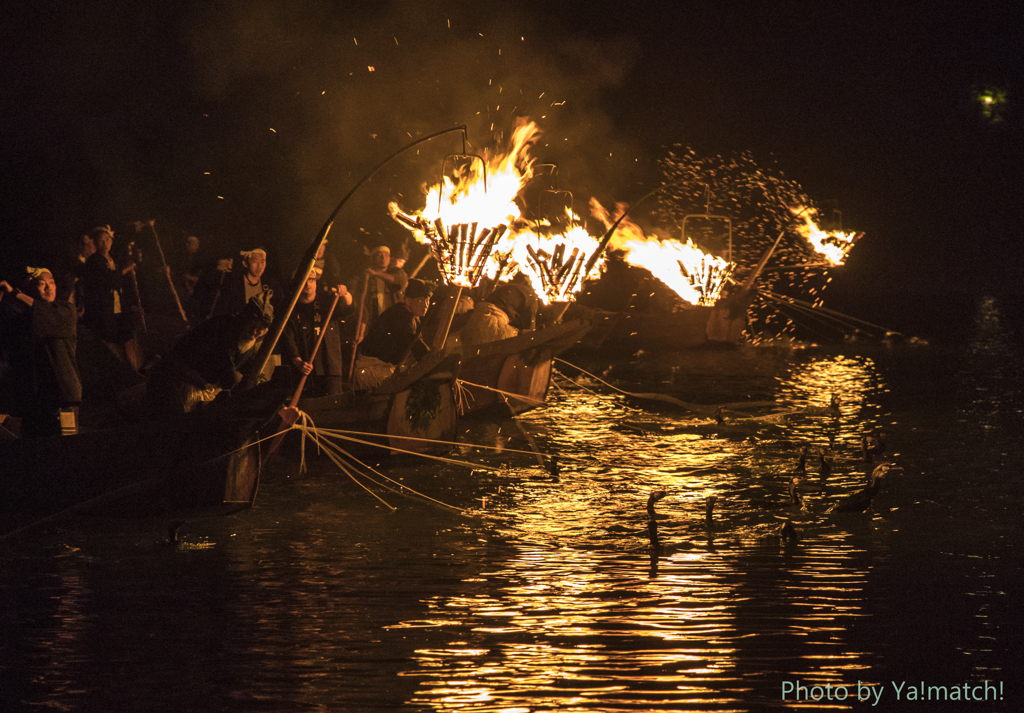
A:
[393,209,509,288]
[679,255,735,306]
[523,242,588,303]
[507,225,602,305]
[617,236,735,307]
[792,207,863,267]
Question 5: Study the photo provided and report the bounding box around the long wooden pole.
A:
[347,269,371,381]
[406,250,434,280]
[146,221,188,323]
[125,242,147,333]
[266,290,343,456]
[584,178,694,275]
[240,125,469,392]
[734,205,813,297]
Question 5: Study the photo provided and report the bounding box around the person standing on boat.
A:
[211,248,275,318]
[80,225,144,371]
[354,245,408,337]
[145,293,273,416]
[67,233,95,320]
[352,278,432,390]
[0,267,82,436]
[280,265,353,396]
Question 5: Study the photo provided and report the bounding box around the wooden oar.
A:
[266,290,343,456]
[125,242,147,333]
[346,269,371,381]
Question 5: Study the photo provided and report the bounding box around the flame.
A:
[792,206,860,266]
[509,212,603,305]
[590,199,734,307]
[390,119,541,287]
[618,236,734,306]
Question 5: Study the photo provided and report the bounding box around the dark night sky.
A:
[2,0,1021,300]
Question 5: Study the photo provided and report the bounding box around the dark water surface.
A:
[3,293,1022,712]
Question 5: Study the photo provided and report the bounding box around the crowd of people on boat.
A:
[0,222,549,440]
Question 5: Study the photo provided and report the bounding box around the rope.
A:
[500,394,546,468]
[760,289,901,339]
[296,427,505,470]
[456,379,545,407]
[316,427,583,460]
[452,379,475,412]
[553,359,778,415]
[290,420,464,512]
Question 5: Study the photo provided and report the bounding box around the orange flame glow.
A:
[590,199,734,306]
[509,212,603,305]
[390,119,541,287]
[792,206,860,266]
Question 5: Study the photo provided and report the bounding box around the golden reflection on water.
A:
[401,351,899,710]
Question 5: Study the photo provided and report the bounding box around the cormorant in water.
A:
[862,430,886,463]
[548,455,560,478]
[818,451,833,479]
[827,463,902,513]
[829,393,842,420]
[705,496,728,533]
[779,520,798,541]
[788,478,804,510]
[796,444,809,475]
[647,490,668,548]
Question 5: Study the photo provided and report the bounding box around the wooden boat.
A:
[567,297,748,354]
[454,317,592,416]
[294,348,461,455]
[0,385,285,539]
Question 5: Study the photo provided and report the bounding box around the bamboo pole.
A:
[267,290,343,456]
[239,125,469,392]
[146,221,188,323]
[347,269,371,382]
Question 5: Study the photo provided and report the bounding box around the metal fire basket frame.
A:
[681,184,734,263]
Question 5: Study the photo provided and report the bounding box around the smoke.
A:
[174,0,650,274]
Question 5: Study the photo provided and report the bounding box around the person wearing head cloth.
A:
[146,292,274,416]
[211,247,276,318]
[352,278,432,390]
[0,267,82,436]
[279,264,354,396]
[457,281,539,348]
[80,224,144,370]
[356,244,409,332]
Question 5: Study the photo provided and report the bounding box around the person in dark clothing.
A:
[212,248,275,318]
[67,233,95,319]
[0,267,82,436]
[174,234,204,301]
[353,244,409,337]
[279,266,353,396]
[81,225,143,370]
[146,294,273,417]
[352,278,432,390]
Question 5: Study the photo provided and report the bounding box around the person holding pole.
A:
[81,225,144,371]
[279,265,353,396]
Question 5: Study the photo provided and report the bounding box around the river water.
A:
[2,292,1021,712]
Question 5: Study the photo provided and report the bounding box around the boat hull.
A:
[456,318,592,416]
[295,349,462,456]
[0,387,279,538]
[568,304,746,354]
